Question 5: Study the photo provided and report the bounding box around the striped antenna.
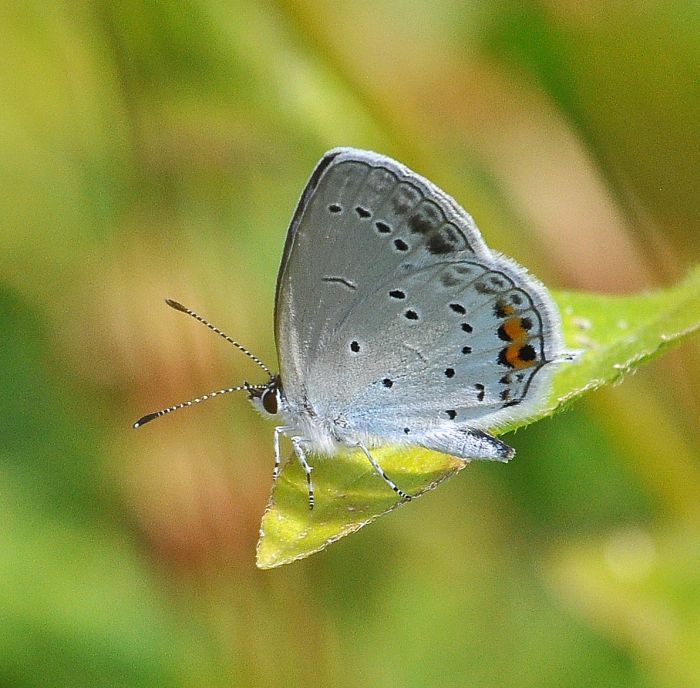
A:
[165,299,272,376]
[133,383,266,428]
[133,300,272,429]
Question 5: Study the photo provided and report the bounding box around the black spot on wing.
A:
[408,213,434,235]
[322,276,357,290]
[519,344,537,361]
[427,232,454,255]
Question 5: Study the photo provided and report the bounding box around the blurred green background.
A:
[2,2,699,686]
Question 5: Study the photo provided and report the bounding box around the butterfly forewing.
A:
[275,149,489,406]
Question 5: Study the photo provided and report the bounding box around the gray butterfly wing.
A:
[323,256,562,451]
[274,148,561,458]
[275,148,489,392]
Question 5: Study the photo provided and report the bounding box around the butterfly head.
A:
[247,376,283,418]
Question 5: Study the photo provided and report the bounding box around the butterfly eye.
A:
[262,389,278,415]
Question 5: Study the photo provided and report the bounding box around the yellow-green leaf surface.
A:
[257,268,700,569]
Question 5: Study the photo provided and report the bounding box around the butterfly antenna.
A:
[165,299,272,377]
[133,382,266,428]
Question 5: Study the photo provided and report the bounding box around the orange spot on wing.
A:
[502,317,528,342]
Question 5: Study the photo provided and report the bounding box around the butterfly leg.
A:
[272,425,289,482]
[355,443,412,502]
[291,437,315,510]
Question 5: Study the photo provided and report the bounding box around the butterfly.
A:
[135,148,563,509]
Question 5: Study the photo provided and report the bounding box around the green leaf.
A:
[257,268,700,569]
[528,265,700,423]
